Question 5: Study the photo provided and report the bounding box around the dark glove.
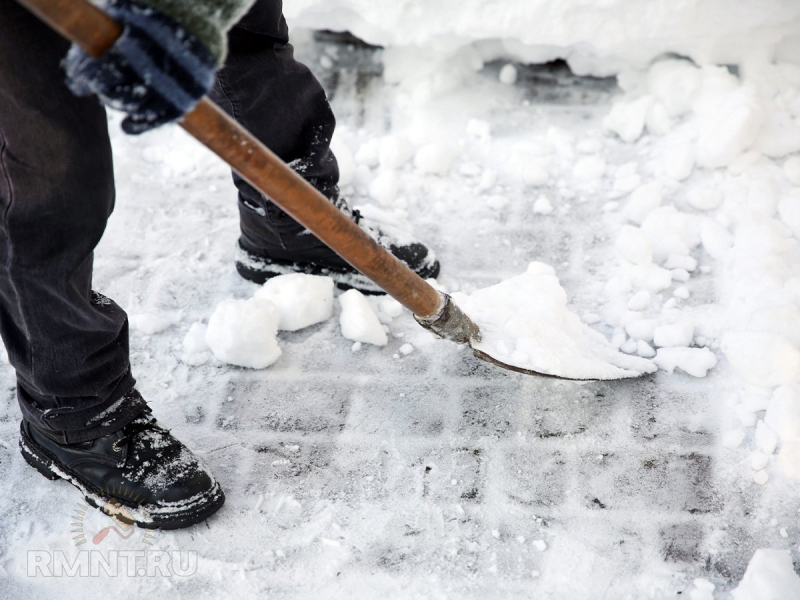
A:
[64,0,217,134]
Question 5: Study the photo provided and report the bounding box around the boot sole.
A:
[19,425,225,531]
[236,246,441,295]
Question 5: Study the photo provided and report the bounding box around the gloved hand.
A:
[64,0,217,134]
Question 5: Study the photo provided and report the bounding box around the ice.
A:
[653,321,694,348]
[414,142,455,175]
[452,262,656,380]
[615,226,652,265]
[653,347,718,377]
[254,273,334,332]
[339,289,388,346]
[731,549,800,600]
[623,182,662,225]
[205,298,282,369]
[721,332,800,387]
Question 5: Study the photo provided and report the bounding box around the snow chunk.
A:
[778,192,800,239]
[654,347,717,377]
[254,273,334,332]
[182,322,208,354]
[732,549,800,600]
[754,421,778,455]
[765,385,800,442]
[615,226,652,265]
[780,439,800,480]
[572,155,606,181]
[205,298,282,369]
[653,321,694,348]
[129,311,181,335]
[627,291,651,311]
[637,340,656,358]
[661,142,695,181]
[753,470,769,486]
[686,185,724,211]
[379,134,413,169]
[499,63,518,85]
[647,60,701,117]
[379,297,404,319]
[784,156,800,185]
[689,578,715,600]
[603,96,652,143]
[466,118,492,141]
[339,290,388,346]
[369,171,399,205]
[696,84,764,169]
[623,182,662,225]
[625,319,656,342]
[721,332,800,387]
[533,195,554,215]
[414,143,455,175]
[451,262,656,380]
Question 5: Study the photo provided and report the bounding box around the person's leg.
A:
[210,0,439,290]
[0,0,143,443]
[208,0,341,258]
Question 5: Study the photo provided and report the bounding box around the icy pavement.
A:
[1,33,799,599]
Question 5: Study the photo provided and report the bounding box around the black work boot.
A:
[19,393,224,530]
[235,194,440,294]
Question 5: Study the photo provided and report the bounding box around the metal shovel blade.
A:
[416,294,653,382]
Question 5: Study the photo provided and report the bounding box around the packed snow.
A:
[1,3,800,598]
[452,262,656,380]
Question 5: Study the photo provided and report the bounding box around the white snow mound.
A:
[451,262,657,380]
[732,548,800,600]
[254,273,334,332]
[339,289,388,346]
[205,298,282,369]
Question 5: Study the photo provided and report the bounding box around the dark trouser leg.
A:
[0,1,142,443]
[208,0,342,259]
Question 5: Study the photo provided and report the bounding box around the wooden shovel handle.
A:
[16,0,444,319]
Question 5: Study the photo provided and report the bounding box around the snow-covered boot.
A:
[19,397,224,530]
[236,195,440,294]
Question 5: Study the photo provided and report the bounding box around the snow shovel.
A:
[16,0,653,381]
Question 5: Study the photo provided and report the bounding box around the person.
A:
[0,0,439,529]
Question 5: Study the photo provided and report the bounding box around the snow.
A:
[732,549,800,600]
[2,9,800,598]
[653,322,694,348]
[498,64,518,85]
[615,226,652,265]
[205,298,282,369]
[253,273,334,332]
[653,347,718,378]
[622,181,662,225]
[722,332,800,387]
[452,262,656,380]
[338,289,388,346]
